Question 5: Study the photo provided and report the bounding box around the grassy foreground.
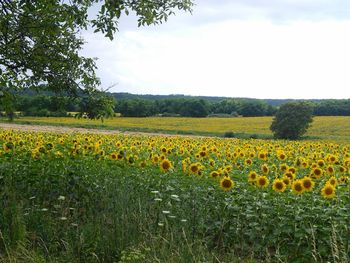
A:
[2,115,350,141]
[1,129,350,262]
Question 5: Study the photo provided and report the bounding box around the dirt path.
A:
[0,122,206,138]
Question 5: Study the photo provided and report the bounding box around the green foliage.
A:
[78,89,115,122]
[0,90,15,121]
[270,101,314,140]
[0,0,194,118]
[314,99,350,116]
[1,142,350,262]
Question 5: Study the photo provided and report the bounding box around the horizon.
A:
[110,91,348,101]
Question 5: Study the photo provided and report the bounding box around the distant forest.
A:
[2,91,350,118]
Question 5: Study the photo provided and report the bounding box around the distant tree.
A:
[238,101,268,117]
[180,99,209,117]
[270,102,314,140]
[116,99,156,117]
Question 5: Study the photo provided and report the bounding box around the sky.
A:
[81,0,350,99]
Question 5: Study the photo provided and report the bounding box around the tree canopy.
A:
[270,101,314,140]
[0,0,194,118]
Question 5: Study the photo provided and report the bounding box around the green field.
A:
[2,115,350,141]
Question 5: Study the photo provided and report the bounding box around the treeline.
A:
[116,98,276,117]
[2,94,350,118]
[1,95,79,117]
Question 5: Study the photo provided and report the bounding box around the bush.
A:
[224,131,236,138]
[270,101,313,140]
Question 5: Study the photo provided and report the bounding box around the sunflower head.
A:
[311,168,323,179]
[292,180,305,195]
[301,177,315,192]
[256,175,269,188]
[326,165,335,175]
[282,176,291,186]
[160,159,172,172]
[272,179,286,193]
[220,176,234,191]
[189,163,200,175]
[248,171,258,182]
[210,170,220,178]
[110,153,118,160]
[261,164,269,174]
[327,176,337,187]
[321,183,336,199]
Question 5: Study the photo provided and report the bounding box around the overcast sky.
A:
[81,1,350,99]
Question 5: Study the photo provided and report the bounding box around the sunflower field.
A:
[1,128,350,262]
[6,115,350,141]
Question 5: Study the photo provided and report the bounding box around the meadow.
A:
[4,115,350,141]
[1,127,350,262]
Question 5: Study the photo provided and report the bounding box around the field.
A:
[4,115,350,141]
[1,120,350,262]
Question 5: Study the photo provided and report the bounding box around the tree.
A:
[78,89,115,122]
[180,99,209,117]
[270,101,314,140]
[0,90,15,121]
[0,0,194,118]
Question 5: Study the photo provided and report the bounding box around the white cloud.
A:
[81,2,350,99]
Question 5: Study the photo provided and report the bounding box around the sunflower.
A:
[256,175,269,188]
[160,146,167,153]
[258,152,267,160]
[339,165,347,174]
[209,159,216,167]
[326,165,335,175]
[327,154,337,164]
[160,159,172,172]
[292,180,304,194]
[248,171,258,183]
[220,176,234,191]
[3,142,14,152]
[339,176,348,184]
[288,166,297,174]
[189,163,200,174]
[199,151,207,158]
[272,179,286,193]
[279,163,289,172]
[152,154,160,163]
[210,170,220,178]
[301,177,315,192]
[261,164,269,174]
[245,159,253,166]
[321,184,336,199]
[317,159,325,167]
[327,176,337,187]
[110,152,118,160]
[284,172,295,181]
[277,151,286,160]
[282,176,291,186]
[311,167,323,179]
